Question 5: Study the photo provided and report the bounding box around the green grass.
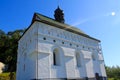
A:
[108,78,114,80]
[0,72,10,76]
[0,73,119,80]
[0,72,10,80]
[108,78,120,80]
[0,72,16,80]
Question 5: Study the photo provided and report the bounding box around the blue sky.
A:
[0,0,120,66]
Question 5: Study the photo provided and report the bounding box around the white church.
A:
[16,7,107,80]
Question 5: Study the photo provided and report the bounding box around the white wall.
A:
[38,52,50,79]
[17,21,107,79]
[17,22,39,80]
[37,22,107,79]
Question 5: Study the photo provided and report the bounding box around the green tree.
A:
[106,65,120,79]
[0,29,25,72]
[0,29,5,36]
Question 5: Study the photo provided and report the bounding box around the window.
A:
[76,45,79,47]
[43,37,46,40]
[70,43,72,46]
[53,48,61,66]
[57,34,59,37]
[53,40,56,42]
[83,46,84,48]
[48,32,50,34]
[23,64,25,72]
[92,53,96,61]
[76,52,81,67]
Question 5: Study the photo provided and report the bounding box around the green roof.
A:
[34,13,85,34]
[19,13,100,42]
[32,13,100,42]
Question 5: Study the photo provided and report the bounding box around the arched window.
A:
[76,52,81,67]
[53,48,61,66]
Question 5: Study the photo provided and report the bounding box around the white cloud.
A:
[71,11,118,26]
[71,19,89,26]
[71,14,104,26]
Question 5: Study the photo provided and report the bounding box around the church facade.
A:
[16,7,107,80]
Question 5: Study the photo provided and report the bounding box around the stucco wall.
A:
[17,22,39,80]
[37,22,107,79]
[17,21,107,80]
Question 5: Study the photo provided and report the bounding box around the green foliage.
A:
[106,66,120,80]
[0,72,16,80]
[0,30,5,36]
[0,73,10,80]
[0,29,25,72]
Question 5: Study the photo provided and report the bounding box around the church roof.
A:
[32,13,100,42]
[20,13,100,42]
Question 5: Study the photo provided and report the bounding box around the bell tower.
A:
[54,6,65,23]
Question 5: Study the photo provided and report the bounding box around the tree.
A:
[0,29,5,36]
[0,29,25,72]
[106,65,120,79]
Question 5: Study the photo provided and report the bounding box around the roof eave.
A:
[19,13,101,42]
[33,13,101,42]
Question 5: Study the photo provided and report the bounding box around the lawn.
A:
[108,78,120,80]
[0,72,16,80]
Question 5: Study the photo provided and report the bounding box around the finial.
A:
[54,6,65,23]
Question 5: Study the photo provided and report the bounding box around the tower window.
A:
[53,48,60,66]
